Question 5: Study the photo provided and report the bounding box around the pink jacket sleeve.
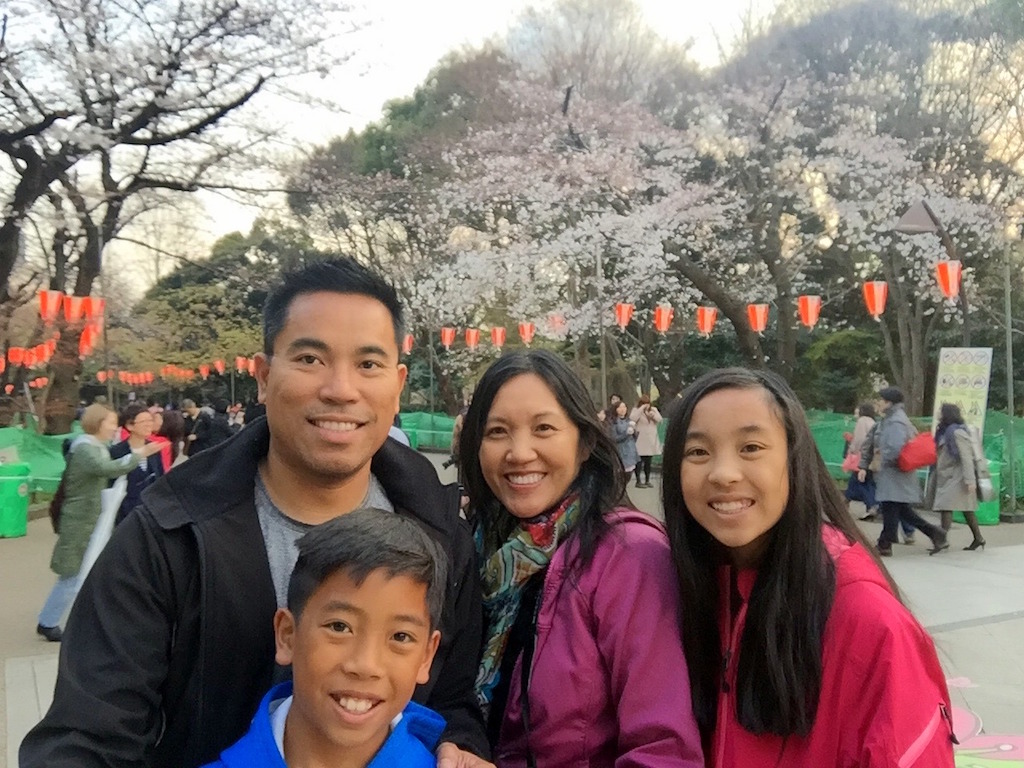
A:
[589,518,704,767]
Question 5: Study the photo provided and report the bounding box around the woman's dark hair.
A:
[857,401,875,420]
[661,367,899,738]
[936,402,965,435]
[156,411,187,461]
[460,350,630,575]
[119,403,148,429]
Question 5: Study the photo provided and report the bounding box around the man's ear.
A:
[417,630,442,686]
[254,353,271,405]
[274,608,296,666]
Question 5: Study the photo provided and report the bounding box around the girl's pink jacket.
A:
[495,509,704,767]
[712,527,956,767]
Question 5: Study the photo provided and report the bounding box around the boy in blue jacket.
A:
[203,508,447,768]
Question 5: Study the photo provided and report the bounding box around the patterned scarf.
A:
[474,493,581,706]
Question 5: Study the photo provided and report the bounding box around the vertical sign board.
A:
[932,347,993,433]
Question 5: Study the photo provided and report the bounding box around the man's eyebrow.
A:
[284,337,329,354]
[391,613,428,628]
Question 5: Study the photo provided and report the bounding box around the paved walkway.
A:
[2,458,1023,766]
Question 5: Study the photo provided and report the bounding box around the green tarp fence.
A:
[0,423,82,494]
[4,409,1020,524]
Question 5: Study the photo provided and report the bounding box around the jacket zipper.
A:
[715,582,748,767]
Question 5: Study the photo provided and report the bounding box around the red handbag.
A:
[898,432,937,472]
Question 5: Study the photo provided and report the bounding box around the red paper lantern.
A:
[0,358,5,375]
[653,305,674,333]
[614,302,634,330]
[4,384,12,394]
[935,260,961,299]
[402,334,414,355]
[34,343,48,362]
[465,328,480,349]
[118,371,128,383]
[747,303,769,334]
[63,295,86,322]
[199,363,211,380]
[696,306,718,337]
[798,295,822,329]
[97,370,107,383]
[440,327,456,350]
[38,290,64,324]
[84,297,105,322]
[236,355,247,373]
[45,338,57,356]
[145,372,154,384]
[491,327,506,349]
[8,347,25,365]
[518,322,535,346]
[24,348,38,367]
[40,376,49,387]
[214,359,225,375]
[863,281,888,320]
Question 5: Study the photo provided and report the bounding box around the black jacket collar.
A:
[142,416,457,535]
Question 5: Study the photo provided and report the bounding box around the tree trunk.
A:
[42,325,84,434]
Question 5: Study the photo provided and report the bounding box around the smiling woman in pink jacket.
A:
[661,368,955,767]
[460,350,703,768]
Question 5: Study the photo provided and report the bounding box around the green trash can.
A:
[0,463,31,538]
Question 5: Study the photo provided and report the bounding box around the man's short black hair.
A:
[263,258,403,355]
[287,509,447,629]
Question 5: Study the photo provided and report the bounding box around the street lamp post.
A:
[1004,234,1022,522]
[895,200,971,346]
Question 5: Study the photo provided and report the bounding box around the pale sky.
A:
[181,0,777,266]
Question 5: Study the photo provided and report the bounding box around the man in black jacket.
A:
[21,258,490,768]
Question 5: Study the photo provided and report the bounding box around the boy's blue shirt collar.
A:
[210,681,446,767]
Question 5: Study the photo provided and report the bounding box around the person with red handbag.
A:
[858,387,948,557]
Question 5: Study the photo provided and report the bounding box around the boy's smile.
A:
[275,568,440,767]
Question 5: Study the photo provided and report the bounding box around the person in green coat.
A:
[36,404,162,642]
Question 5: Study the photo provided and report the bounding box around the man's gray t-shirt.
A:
[255,471,393,607]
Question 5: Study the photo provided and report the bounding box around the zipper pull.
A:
[721,649,732,692]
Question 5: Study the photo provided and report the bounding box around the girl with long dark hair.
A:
[661,367,954,766]
[462,350,702,767]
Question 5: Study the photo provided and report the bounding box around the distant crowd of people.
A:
[22,257,958,768]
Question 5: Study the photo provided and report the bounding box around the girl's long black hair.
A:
[661,367,899,737]
[460,350,630,575]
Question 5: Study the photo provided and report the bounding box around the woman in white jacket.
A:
[629,395,663,488]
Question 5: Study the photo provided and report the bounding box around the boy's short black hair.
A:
[263,257,403,355]
[288,509,448,629]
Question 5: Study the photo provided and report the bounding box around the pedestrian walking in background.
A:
[608,400,639,485]
[110,404,165,526]
[662,368,955,767]
[36,404,160,642]
[860,386,948,557]
[926,403,986,551]
[844,402,878,520]
[630,395,662,488]
[462,350,703,767]
[153,409,189,470]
